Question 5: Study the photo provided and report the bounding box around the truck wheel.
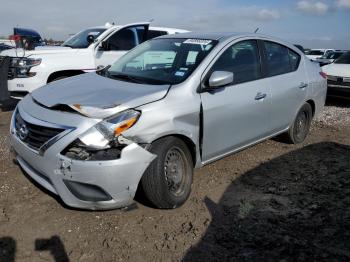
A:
[141,137,193,209]
[285,103,313,144]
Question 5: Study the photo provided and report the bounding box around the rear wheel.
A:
[285,103,313,144]
[141,137,193,209]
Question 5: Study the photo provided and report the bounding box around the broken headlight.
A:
[11,57,41,78]
[77,109,141,149]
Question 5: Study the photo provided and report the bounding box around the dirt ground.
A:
[0,98,349,262]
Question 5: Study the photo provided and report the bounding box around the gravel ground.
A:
[314,98,350,129]
[0,98,349,262]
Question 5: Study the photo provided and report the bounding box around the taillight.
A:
[319,72,327,79]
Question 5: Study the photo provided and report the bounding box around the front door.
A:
[200,40,271,162]
[94,24,149,68]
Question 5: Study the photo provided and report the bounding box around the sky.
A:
[0,0,349,49]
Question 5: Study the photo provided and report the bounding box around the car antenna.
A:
[254,28,260,33]
[149,18,154,23]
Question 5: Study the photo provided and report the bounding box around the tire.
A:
[141,137,193,209]
[285,103,313,144]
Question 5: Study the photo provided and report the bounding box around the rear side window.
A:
[211,40,262,85]
[136,29,168,41]
[147,30,168,40]
[289,49,301,71]
[264,41,301,76]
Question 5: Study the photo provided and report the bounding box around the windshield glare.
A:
[335,51,350,64]
[62,28,106,48]
[107,38,217,85]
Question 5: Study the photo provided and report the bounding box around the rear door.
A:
[94,23,150,68]
[262,41,307,132]
[200,39,272,163]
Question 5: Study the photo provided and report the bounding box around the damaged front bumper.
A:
[10,97,156,210]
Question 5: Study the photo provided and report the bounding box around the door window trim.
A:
[95,24,150,52]
[200,39,264,92]
[261,40,301,78]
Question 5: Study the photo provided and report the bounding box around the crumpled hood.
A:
[322,63,350,77]
[31,73,170,117]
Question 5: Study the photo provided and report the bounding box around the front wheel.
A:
[140,137,193,209]
[285,103,313,144]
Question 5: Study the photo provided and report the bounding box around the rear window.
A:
[264,41,301,77]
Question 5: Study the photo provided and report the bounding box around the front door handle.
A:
[255,92,267,100]
[298,82,308,89]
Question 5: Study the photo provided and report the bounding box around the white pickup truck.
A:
[0,22,188,99]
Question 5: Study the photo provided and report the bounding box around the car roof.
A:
[157,32,289,43]
[85,25,188,33]
[158,32,249,41]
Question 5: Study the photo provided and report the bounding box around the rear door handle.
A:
[298,82,308,89]
[255,92,267,100]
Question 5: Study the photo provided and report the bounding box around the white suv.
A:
[0,22,188,99]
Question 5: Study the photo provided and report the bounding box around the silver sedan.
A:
[10,32,327,210]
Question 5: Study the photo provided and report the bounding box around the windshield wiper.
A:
[61,44,74,48]
[108,73,147,84]
[96,65,111,77]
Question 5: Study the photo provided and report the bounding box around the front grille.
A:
[15,112,65,151]
[328,78,350,87]
[0,56,19,80]
[8,65,15,80]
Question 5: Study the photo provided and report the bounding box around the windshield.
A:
[62,28,106,48]
[335,51,350,64]
[107,38,218,85]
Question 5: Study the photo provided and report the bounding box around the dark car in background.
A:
[0,43,13,52]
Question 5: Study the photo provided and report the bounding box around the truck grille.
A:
[15,112,65,151]
[327,77,350,87]
[0,56,14,80]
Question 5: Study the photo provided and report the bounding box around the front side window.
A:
[107,38,217,85]
[107,28,137,51]
[264,41,300,76]
[210,40,261,85]
[62,28,106,48]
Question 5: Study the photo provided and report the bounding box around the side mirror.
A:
[208,71,234,88]
[86,35,95,45]
[100,40,109,51]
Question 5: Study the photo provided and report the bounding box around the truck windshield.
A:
[107,38,217,85]
[335,51,350,64]
[62,28,106,48]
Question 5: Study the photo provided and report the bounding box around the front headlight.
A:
[11,57,41,78]
[77,109,141,149]
[102,109,141,137]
